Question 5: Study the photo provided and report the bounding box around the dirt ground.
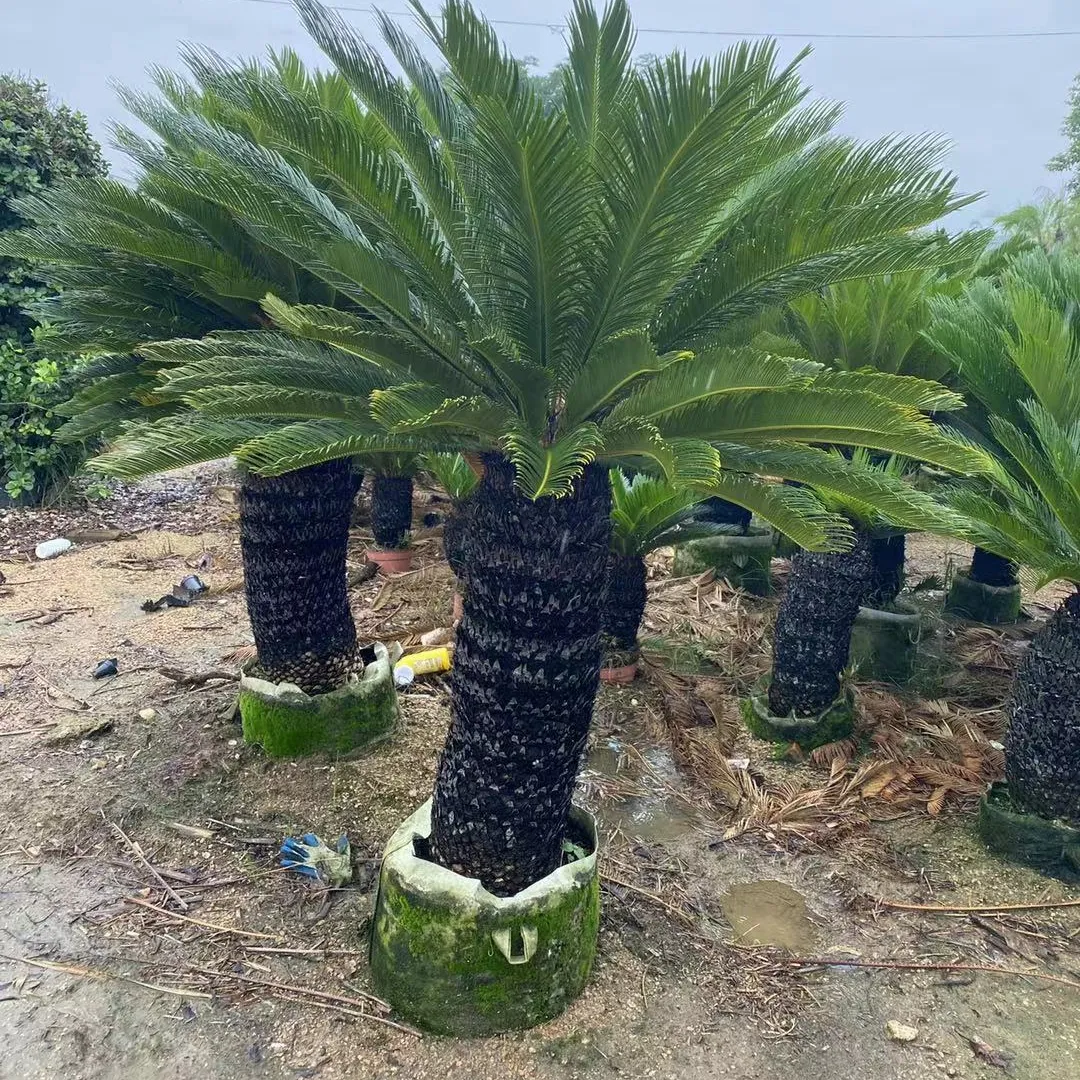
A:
[1,468,1077,1080]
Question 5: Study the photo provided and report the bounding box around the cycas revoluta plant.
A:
[765,449,964,718]
[5,0,990,894]
[422,452,479,581]
[604,470,734,653]
[926,249,1080,824]
[0,53,411,695]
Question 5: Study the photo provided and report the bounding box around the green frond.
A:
[648,385,992,474]
[700,472,854,552]
[502,423,604,498]
[261,298,483,397]
[561,330,669,426]
[234,420,445,475]
[607,346,809,424]
[370,385,515,439]
[807,369,965,413]
[90,416,277,478]
[420,452,480,502]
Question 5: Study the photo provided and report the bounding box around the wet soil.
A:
[0,474,1077,1080]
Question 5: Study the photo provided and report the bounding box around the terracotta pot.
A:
[599,662,637,685]
[367,548,414,574]
[452,591,464,622]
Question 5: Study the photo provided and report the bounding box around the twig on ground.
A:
[3,954,212,999]
[189,966,421,1036]
[0,722,59,737]
[876,897,1080,915]
[106,817,190,911]
[781,955,1080,991]
[124,896,278,940]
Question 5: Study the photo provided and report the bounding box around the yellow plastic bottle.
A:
[396,647,452,677]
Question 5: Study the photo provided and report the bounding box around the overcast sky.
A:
[4,0,1079,224]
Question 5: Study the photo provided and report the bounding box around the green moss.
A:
[945,572,1021,624]
[740,687,855,750]
[848,603,923,683]
[978,783,1080,882]
[239,649,398,758]
[370,803,600,1037]
[671,529,775,596]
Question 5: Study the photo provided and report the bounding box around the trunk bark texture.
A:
[239,461,357,694]
[865,533,906,608]
[442,491,476,582]
[371,474,414,549]
[602,553,648,652]
[1006,591,1080,821]
[768,530,873,717]
[970,547,1018,588]
[429,455,611,896]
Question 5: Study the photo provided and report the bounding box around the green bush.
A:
[0,331,82,501]
[1,75,106,339]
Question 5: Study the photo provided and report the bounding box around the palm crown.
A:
[1,0,990,541]
[925,249,1080,586]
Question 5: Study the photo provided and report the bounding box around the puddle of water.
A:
[719,880,817,951]
[583,736,697,843]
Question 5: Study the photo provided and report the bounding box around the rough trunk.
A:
[1006,591,1080,822]
[371,474,413,549]
[865,533,906,608]
[429,455,611,896]
[696,496,752,533]
[768,530,873,717]
[602,553,648,652]
[239,461,357,695]
[969,547,1018,588]
[442,491,476,582]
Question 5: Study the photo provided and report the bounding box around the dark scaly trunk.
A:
[1005,590,1080,821]
[442,490,476,583]
[429,455,611,896]
[371,474,413,549]
[239,461,357,694]
[864,533,906,608]
[603,553,648,652]
[768,530,873,717]
[696,496,752,533]
[969,547,1018,588]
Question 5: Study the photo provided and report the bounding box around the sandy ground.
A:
[0,469,1077,1080]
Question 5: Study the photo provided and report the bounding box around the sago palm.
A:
[6,0,990,893]
[927,249,1080,822]
[0,51,403,694]
[764,450,962,717]
[604,470,733,653]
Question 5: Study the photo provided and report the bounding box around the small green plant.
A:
[0,334,82,500]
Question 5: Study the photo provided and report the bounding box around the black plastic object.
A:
[93,658,119,678]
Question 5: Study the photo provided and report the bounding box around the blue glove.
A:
[280,832,352,886]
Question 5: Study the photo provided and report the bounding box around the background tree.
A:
[0,76,105,500]
[1,76,106,341]
[1047,71,1080,197]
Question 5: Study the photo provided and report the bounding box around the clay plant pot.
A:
[671,527,775,596]
[848,601,923,683]
[370,800,600,1036]
[366,547,414,574]
[599,661,638,685]
[978,782,1080,881]
[944,572,1021,624]
[740,686,856,750]
[239,643,398,758]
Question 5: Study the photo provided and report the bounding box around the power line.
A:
[233,0,1080,41]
